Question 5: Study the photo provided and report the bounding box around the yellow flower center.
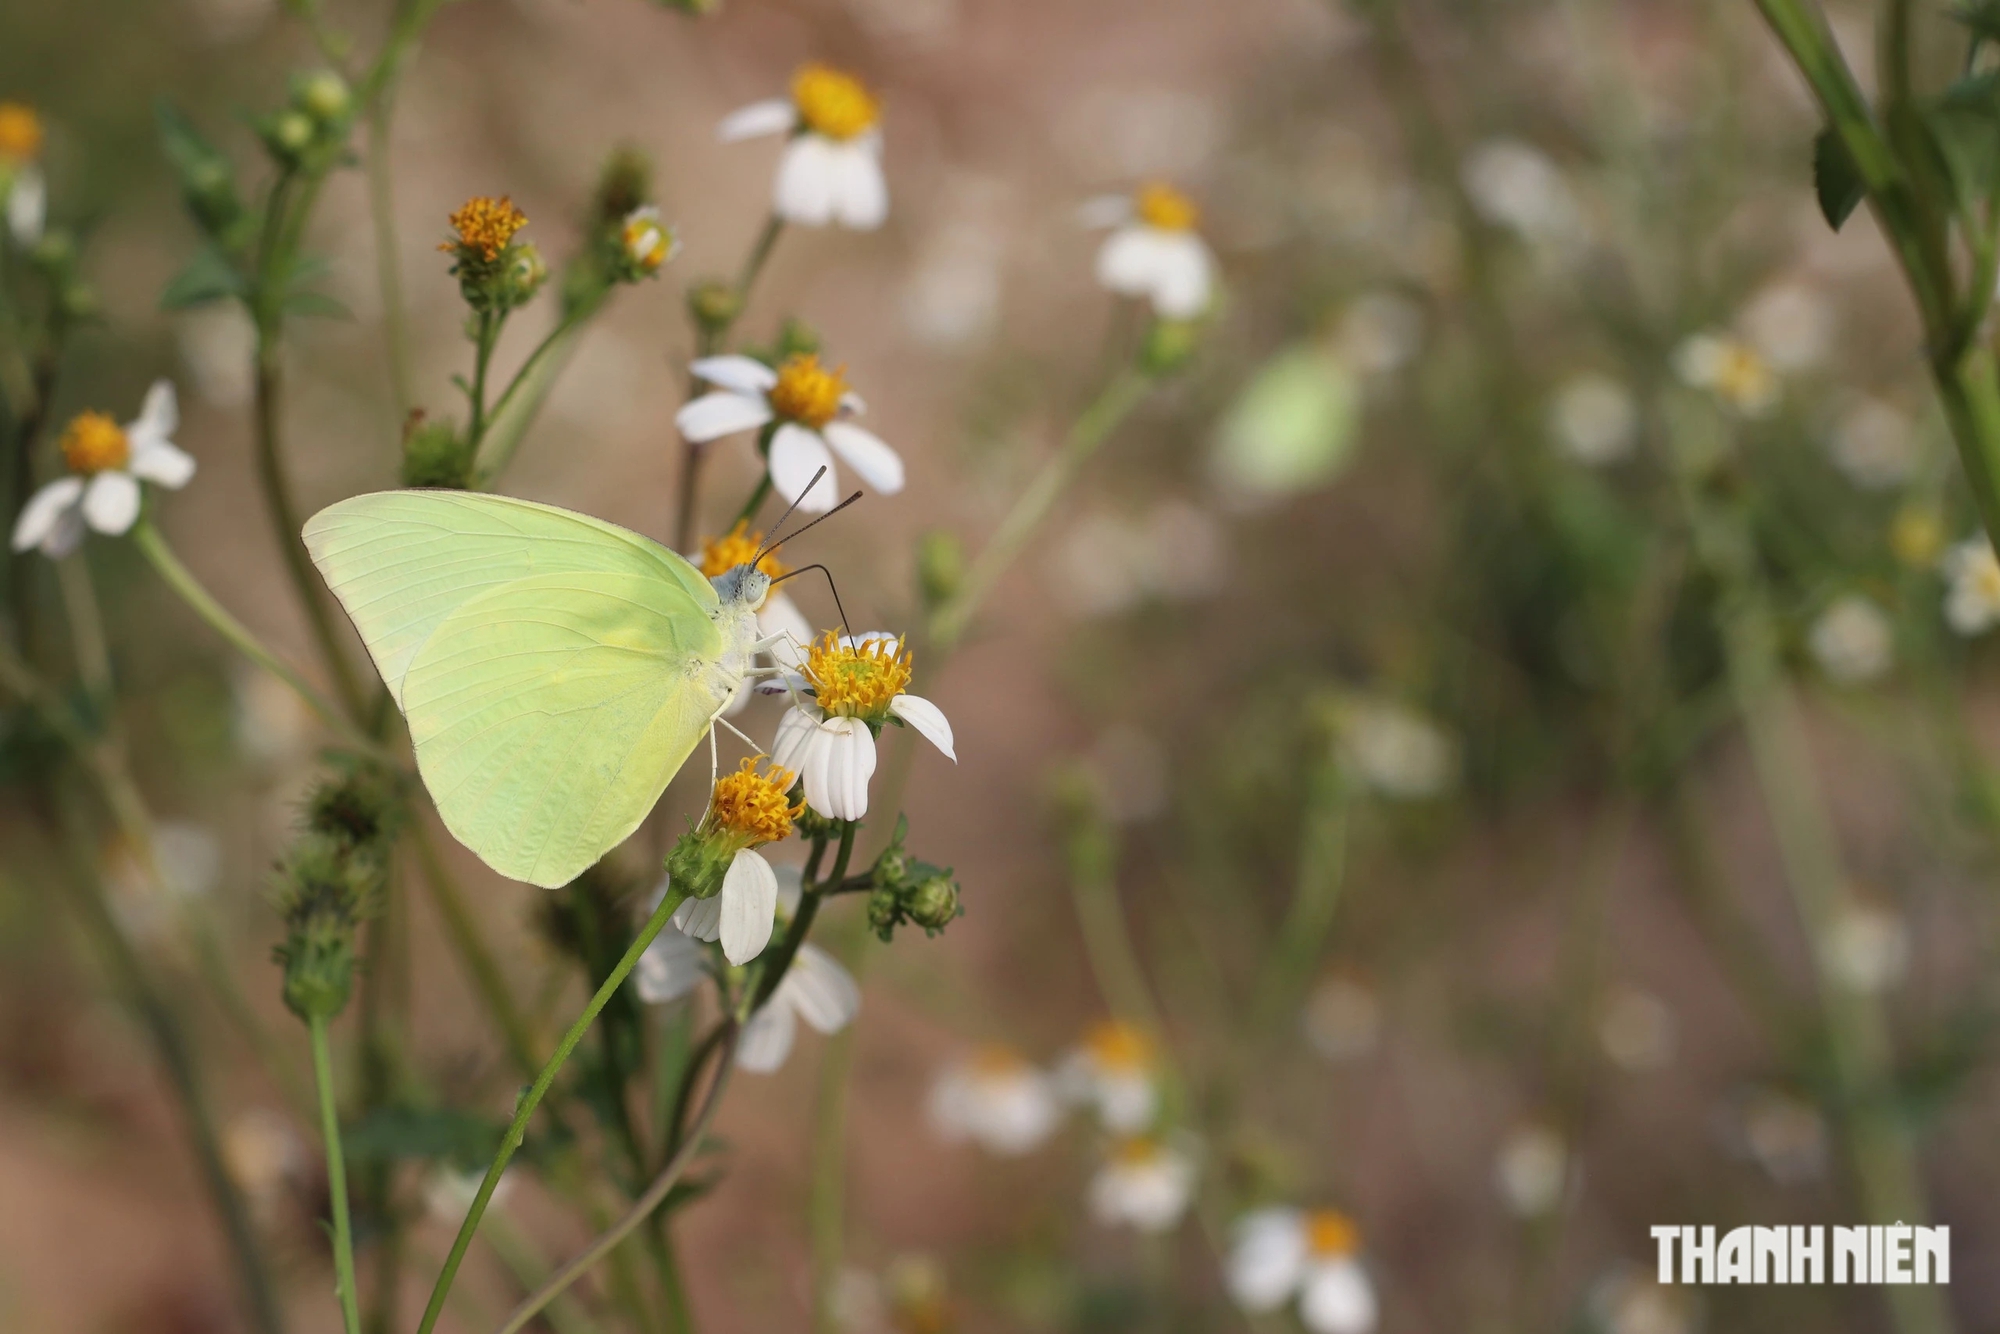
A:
[1712,342,1774,410]
[706,757,802,845]
[1891,506,1943,569]
[61,411,130,475]
[1136,182,1199,232]
[623,211,672,273]
[699,520,787,579]
[1305,1209,1359,1258]
[768,353,850,430]
[442,195,527,262]
[1110,1135,1165,1167]
[0,103,43,163]
[1084,1019,1152,1072]
[791,63,880,141]
[804,631,911,719]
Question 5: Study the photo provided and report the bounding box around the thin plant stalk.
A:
[415,885,689,1334]
[1249,716,1351,1032]
[310,1011,364,1334]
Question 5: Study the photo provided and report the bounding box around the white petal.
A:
[768,424,839,513]
[718,98,796,143]
[1228,1211,1308,1311]
[689,355,778,396]
[8,166,44,247]
[1150,235,1215,319]
[82,471,141,535]
[130,440,196,488]
[672,894,723,942]
[821,420,904,494]
[634,930,707,1004]
[736,997,799,1073]
[771,703,825,775]
[827,141,888,230]
[1096,226,1172,298]
[1078,194,1134,229]
[802,716,876,821]
[839,390,868,417]
[718,848,779,965]
[774,136,841,227]
[677,390,773,443]
[783,943,860,1033]
[773,862,805,919]
[131,378,180,443]
[888,694,955,762]
[11,476,83,552]
[1300,1261,1376,1334]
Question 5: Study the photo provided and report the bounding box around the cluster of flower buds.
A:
[273,761,403,1022]
[441,194,541,315]
[865,817,962,941]
[399,410,473,490]
[257,70,354,173]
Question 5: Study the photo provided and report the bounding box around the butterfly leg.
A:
[717,714,763,753]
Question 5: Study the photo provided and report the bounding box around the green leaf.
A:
[1813,126,1866,230]
[1927,77,2000,207]
[283,289,353,320]
[343,1106,506,1166]
[160,247,244,310]
[155,100,249,247]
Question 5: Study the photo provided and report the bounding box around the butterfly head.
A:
[711,563,772,611]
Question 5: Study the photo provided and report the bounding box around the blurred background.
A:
[4,0,1998,1331]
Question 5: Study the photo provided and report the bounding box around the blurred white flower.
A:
[176,307,258,408]
[1336,292,1424,375]
[1083,183,1215,320]
[1227,1208,1378,1334]
[1741,281,1834,372]
[1674,333,1778,417]
[1339,700,1457,799]
[7,163,43,247]
[927,1047,1063,1155]
[1550,374,1639,466]
[1494,1123,1569,1218]
[222,1108,304,1213]
[1808,595,1893,685]
[232,663,314,766]
[1826,397,1917,491]
[677,354,902,514]
[1053,500,1228,617]
[1819,902,1910,994]
[1304,975,1381,1063]
[1088,1136,1198,1233]
[1739,1088,1826,1185]
[12,381,195,557]
[106,820,222,941]
[737,943,861,1073]
[1941,537,2000,635]
[720,64,886,230]
[425,1165,514,1222]
[1596,987,1676,1073]
[1057,1019,1159,1133]
[1461,138,1580,243]
[901,217,1004,347]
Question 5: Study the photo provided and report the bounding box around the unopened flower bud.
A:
[507,242,549,304]
[687,279,741,335]
[273,837,374,1022]
[266,110,315,161]
[867,885,900,937]
[916,530,964,610]
[592,148,654,228]
[400,412,473,489]
[905,874,960,931]
[294,70,352,126]
[1139,318,1201,375]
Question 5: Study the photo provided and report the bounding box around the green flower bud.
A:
[57,282,98,321]
[592,147,654,229]
[916,529,964,611]
[272,836,375,1022]
[400,413,473,489]
[867,885,900,939]
[687,279,741,336]
[294,70,352,126]
[773,317,821,361]
[305,760,403,851]
[905,874,960,931]
[506,242,550,305]
[664,826,735,902]
[267,110,315,160]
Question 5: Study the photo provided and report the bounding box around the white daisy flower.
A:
[7,162,43,247]
[1826,397,1917,491]
[736,942,860,1073]
[1550,373,1639,466]
[1227,1208,1378,1334]
[1461,137,1581,245]
[1673,332,1778,418]
[1741,280,1833,373]
[619,205,676,276]
[1942,537,2000,635]
[1338,699,1457,800]
[719,63,887,230]
[1,102,45,248]
[676,353,903,514]
[1494,1122,1570,1218]
[1087,1136,1198,1233]
[1082,182,1216,320]
[11,380,194,557]
[771,632,954,822]
[633,760,804,975]
[926,1046,1064,1155]
[1056,1018,1159,1133]
[1819,902,1910,994]
[1807,595,1893,685]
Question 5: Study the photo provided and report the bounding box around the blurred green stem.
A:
[928,368,1152,650]
[1060,785,1164,1035]
[366,104,412,417]
[484,1213,611,1334]
[1250,711,1350,1031]
[310,1011,364,1334]
[408,821,543,1077]
[416,885,688,1334]
[131,519,381,756]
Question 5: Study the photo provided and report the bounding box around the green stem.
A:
[484,311,583,446]
[928,369,1153,650]
[366,102,413,417]
[130,520,380,755]
[468,309,498,448]
[1249,712,1350,1031]
[415,885,689,1334]
[310,1011,364,1334]
[734,214,784,301]
[1059,781,1164,1035]
[494,1021,738,1334]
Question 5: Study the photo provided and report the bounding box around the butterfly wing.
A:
[302,490,716,708]
[402,570,730,887]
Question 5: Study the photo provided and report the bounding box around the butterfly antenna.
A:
[772,563,854,643]
[751,468,828,563]
[754,489,865,564]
